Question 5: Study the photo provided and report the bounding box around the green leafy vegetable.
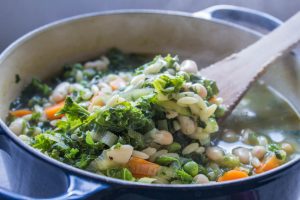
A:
[156,156,180,166]
[106,168,134,181]
[152,74,185,96]
[176,169,193,183]
[88,101,153,134]
[86,131,95,145]
[183,161,199,177]
[167,142,181,153]
[58,97,89,121]
[268,144,281,152]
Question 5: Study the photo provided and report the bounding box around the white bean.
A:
[50,82,70,103]
[9,118,25,135]
[106,144,133,164]
[152,130,173,145]
[251,146,266,159]
[144,61,165,74]
[81,89,93,100]
[178,116,196,135]
[132,150,149,159]
[130,74,145,86]
[193,174,210,184]
[142,147,157,157]
[84,56,109,71]
[182,143,199,155]
[251,157,261,168]
[193,83,207,98]
[281,143,294,154]
[206,147,224,161]
[177,97,198,105]
[19,135,31,144]
[195,146,205,154]
[98,82,113,94]
[106,95,126,107]
[180,60,198,73]
[232,147,250,164]
[91,85,100,95]
[222,129,239,143]
[257,136,268,146]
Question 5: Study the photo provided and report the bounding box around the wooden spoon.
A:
[200,11,300,116]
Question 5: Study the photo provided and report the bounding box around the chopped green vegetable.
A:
[85,131,95,146]
[183,161,199,177]
[106,168,134,181]
[152,74,185,96]
[167,142,182,153]
[58,97,89,121]
[156,156,180,166]
[176,169,193,183]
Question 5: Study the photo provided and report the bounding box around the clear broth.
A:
[219,81,300,159]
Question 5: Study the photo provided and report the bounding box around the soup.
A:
[6,49,299,184]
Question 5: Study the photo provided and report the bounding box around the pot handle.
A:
[194,5,282,34]
[0,125,110,200]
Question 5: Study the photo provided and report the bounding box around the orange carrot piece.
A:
[109,78,126,91]
[127,157,160,178]
[209,96,218,104]
[44,101,65,120]
[255,155,281,174]
[10,109,32,117]
[218,170,249,182]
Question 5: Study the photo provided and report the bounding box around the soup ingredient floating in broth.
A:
[7,49,294,184]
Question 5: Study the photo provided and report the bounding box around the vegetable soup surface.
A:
[7,49,300,184]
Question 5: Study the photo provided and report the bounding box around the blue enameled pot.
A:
[0,5,300,200]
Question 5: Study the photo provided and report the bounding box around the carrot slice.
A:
[255,155,281,174]
[109,78,126,91]
[127,157,160,178]
[217,170,249,182]
[10,109,32,117]
[209,96,218,104]
[44,101,65,120]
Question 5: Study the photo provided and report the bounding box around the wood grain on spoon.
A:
[200,11,300,115]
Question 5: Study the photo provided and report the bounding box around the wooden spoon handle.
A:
[200,11,300,111]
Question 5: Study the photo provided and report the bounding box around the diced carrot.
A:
[10,109,32,117]
[255,155,281,174]
[217,170,249,182]
[209,96,218,104]
[127,157,160,178]
[44,101,65,120]
[109,78,126,91]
